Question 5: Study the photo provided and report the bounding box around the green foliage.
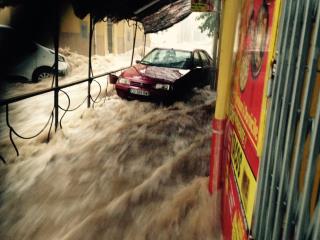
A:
[196,12,219,37]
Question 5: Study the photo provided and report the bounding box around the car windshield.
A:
[140,49,192,69]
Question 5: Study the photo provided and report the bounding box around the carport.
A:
[0,0,219,156]
[0,0,221,239]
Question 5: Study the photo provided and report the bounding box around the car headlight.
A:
[58,55,65,62]
[118,77,130,85]
[49,50,65,62]
[155,83,171,90]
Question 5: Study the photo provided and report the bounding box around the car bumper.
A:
[115,84,172,101]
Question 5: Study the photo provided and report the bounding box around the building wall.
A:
[60,7,90,56]
[94,22,107,55]
[60,7,109,56]
[109,20,149,55]
[0,7,11,24]
[1,6,150,57]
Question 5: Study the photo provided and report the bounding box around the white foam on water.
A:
[0,50,220,240]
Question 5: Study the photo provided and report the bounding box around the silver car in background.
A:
[0,25,68,82]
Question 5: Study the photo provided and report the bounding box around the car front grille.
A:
[130,81,152,88]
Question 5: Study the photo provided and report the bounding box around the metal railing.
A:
[0,68,128,106]
[0,66,129,164]
[0,13,131,164]
[253,0,320,239]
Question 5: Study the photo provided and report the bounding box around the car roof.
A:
[151,47,211,55]
[152,47,192,53]
[193,49,210,53]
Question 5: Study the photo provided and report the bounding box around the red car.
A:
[115,48,215,102]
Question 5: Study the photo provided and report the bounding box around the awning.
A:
[0,0,192,33]
[140,0,191,34]
[72,0,191,33]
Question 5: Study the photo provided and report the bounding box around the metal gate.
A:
[253,0,320,239]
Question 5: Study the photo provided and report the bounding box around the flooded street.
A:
[0,52,220,239]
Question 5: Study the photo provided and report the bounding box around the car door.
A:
[199,50,216,89]
[189,50,205,87]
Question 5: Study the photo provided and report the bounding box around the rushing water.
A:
[0,51,220,239]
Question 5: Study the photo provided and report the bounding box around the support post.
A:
[211,0,221,91]
[54,1,60,132]
[131,21,138,66]
[212,0,221,67]
[88,14,93,108]
[209,0,240,193]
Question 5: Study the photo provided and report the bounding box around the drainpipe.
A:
[131,21,138,66]
[211,0,221,90]
[212,0,221,69]
[143,33,147,57]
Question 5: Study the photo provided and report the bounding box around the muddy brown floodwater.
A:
[0,52,220,240]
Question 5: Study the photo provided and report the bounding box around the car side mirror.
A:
[136,60,141,64]
[192,62,201,69]
[109,74,118,84]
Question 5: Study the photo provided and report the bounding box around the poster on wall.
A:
[232,0,276,154]
[222,0,279,239]
[231,0,277,229]
[191,0,214,12]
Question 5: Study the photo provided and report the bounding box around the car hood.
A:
[121,64,190,83]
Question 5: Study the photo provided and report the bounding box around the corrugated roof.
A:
[141,0,191,34]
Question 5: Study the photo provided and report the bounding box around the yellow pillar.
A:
[215,0,241,120]
[209,0,241,192]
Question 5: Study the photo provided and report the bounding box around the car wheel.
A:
[32,67,52,82]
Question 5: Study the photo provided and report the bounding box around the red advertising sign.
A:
[222,122,257,237]
[232,0,275,152]
[221,0,280,239]
[222,162,248,240]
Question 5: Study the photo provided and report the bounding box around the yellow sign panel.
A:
[231,132,257,227]
[232,212,246,240]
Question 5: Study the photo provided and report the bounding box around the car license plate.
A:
[130,89,150,96]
